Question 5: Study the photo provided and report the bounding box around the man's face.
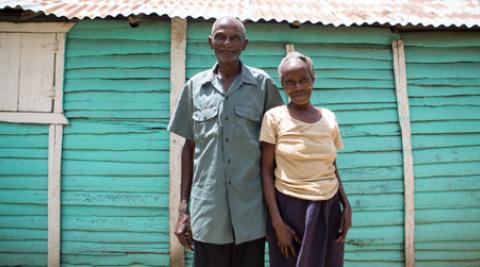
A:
[209,19,248,64]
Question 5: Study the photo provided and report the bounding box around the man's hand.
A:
[175,203,193,250]
[274,221,300,259]
[336,204,352,243]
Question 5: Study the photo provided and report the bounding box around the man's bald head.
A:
[211,16,247,39]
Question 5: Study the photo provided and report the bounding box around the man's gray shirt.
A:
[168,62,283,244]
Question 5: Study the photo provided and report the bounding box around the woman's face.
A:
[281,60,314,107]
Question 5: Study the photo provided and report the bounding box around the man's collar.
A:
[199,61,256,86]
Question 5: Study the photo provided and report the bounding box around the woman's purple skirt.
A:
[267,191,344,267]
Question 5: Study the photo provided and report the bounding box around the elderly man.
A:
[168,16,283,267]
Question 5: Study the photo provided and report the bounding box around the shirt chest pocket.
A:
[234,106,261,140]
[193,107,219,142]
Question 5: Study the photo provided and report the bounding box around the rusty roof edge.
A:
[1,2,480,29]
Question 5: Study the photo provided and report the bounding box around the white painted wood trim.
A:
[285,43,295,53]
[169,17,187,267]
[0,112,68,124]
[0,22,74,33]
[48,30,68,267]
[392,40,415,267]
[48,124,63,267]
[54,33,67,113]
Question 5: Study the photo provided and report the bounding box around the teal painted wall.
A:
[3,18,479,267]
[403,32,480,267]
[0,123,49,266]
[186,21,403,266]
[61,20,171,266]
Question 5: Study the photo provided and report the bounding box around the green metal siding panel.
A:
[62,20,171,266]
[185,21,402,266]
[0,123,49,266]
[404,32,480,266]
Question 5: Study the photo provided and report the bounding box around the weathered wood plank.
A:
[414,162,480,178]
[64,78,170,92]
[0,22,73,33]
[54,33,66,113]
[402,32,480,47]
[0,135,48,148]
[415,222,480,242]
[409,96,480,107]
[416,208,480,223]
[61,205,165,217]
[62,176,169,193]
[0,112,68,125]
[62,133,169,150]
[412,121,480,134]
[407,63,480,79]
[61,252,169,266]
[64,110,170,119]
[62,119,168,134]
[343,179,404,195]
[65,54,170,69]
[0,159,48,175]
[393,39,415,267]
[416,191,480,209]
[413,146,480,165]
[169,17,187,267]
[61,161,169,176]
[408,86,480,97]
[0,177,47,190]
[405,47,480,63]
[18,33,56,112]
[0,252,47,266]
[188,22,399,44]
[0,33,20,111]
[62,150,168,163]
[47,124,63,267]
[409,78,480,87]
[68,21,170,41]
[0,148,47,158]
[66,38,169,57]
[0,204,46,216]
[65,68,170,79]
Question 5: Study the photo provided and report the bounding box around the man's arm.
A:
[175,139,195,249]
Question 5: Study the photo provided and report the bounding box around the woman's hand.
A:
[273,221,301,259]
[336,203,352,243]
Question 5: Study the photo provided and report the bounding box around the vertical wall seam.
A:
[392,39,416,267]
[169,17,187,267]
[285,43,295,53]
[48,24,72,267]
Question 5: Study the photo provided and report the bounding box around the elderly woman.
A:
[260,52,352,267]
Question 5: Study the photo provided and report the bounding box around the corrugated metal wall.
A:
[403,32,480,267]
[0,123,49,266]
[60,20,171,266]
[185,21,403,266]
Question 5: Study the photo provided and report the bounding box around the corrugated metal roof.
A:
[2,0,480,28]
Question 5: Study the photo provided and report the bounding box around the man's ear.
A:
[242,38,249,50]
[208,35,214,49]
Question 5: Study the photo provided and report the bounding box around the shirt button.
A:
[228,181,232,186]
[225,138,229,142]
[227,159,231,164]
[225,96,229,100]
[225,116,229,121]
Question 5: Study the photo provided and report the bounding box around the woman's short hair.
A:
[278,51,315,82]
